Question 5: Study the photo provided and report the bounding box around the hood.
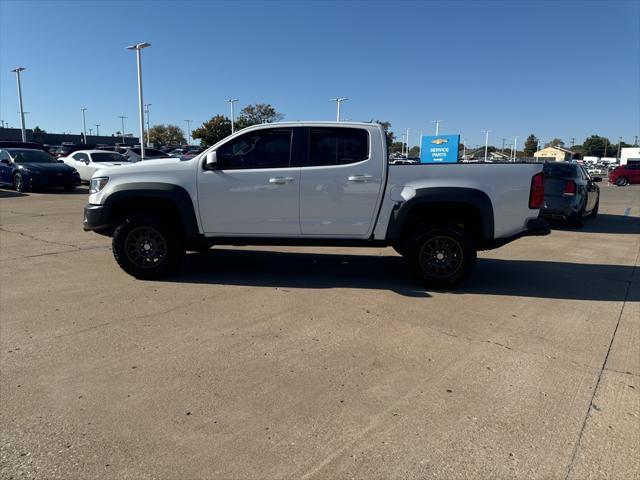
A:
[19,162,76,174]
[93,156,190,177]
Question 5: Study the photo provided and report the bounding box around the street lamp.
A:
[401,134,405,157]
[481,130,491,162]
[11,67,27,141]
[227,98,238,134]
[431,119,443,136]
[185,119,193,145]
[405,128,411,157]
[126,42,151,158]
[330,97,348,122]
[95,124,100,136]
[144,103,152,146]
[512,136,519,161]
[81,107,88,144]
[118,116,127,143]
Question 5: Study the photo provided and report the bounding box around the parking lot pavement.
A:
[1,184,638,479]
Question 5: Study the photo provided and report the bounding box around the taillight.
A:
[563,180,577,196]
[529,172,544,209]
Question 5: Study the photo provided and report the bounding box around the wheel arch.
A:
[385,187,494,247]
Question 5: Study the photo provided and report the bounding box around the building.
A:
[0,127,139,146]
[534,146,575,162]
[620,147,640,165]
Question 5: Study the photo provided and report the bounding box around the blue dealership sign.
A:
[420,135,460,163]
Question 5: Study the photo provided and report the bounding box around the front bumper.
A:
[484,218,550,249]
[83,203,113,232]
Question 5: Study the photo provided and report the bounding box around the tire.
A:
[567,202,585,228]
[13,173,25,192]
[405,225,477,289]
[112,216,184,279]
[588,198,599,218]
[616,177,629,187]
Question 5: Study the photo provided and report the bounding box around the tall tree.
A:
[191,115,232,147]
[235,104,284,130]
[582,135,611,157]
[544,138,565,148]
[523,134,539,157]
[148,124,186,146]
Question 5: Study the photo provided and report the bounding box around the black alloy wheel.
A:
[112,217,184,279]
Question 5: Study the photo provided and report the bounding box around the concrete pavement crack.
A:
[0,226,79,249]
[563,246,639,480]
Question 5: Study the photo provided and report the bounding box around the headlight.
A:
[90,177,109,194]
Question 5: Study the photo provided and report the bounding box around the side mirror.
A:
[0,158,10,165]
[205,151,218,170]
[85,160,90,165]
[592,176,602,182]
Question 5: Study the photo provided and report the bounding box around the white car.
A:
[61,150,130,182]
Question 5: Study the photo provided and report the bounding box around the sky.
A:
[1,0,638,148]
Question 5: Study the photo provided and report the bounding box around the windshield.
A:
[10,149,57,164]
[92,152,127,163]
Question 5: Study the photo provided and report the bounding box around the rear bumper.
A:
[83,203,113,233]
[483,218,550,249]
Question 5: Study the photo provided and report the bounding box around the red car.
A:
[609,163,640,186]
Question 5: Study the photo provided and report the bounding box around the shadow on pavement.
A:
[171,249,637,301]
[0,188,29,198]
[549,214,639,235]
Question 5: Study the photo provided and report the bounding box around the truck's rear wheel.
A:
[112,217,184,279]
[406,226,476,289]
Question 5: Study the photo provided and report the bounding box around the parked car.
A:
[120,147,171,162]
[539,162,601,227]
[83,122,549,287]
[0,148,80,192]
[609,163,640,186]
[55,144,97,158]
[0,141,51,153]
[61,150,130,182]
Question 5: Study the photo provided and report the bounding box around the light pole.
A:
[405,128,410,157]
[330,97,348,122]
[462,139,467,159]
[616,136,623,159]
[118,116,127,144]
[401,134,405,156]
[512,136,519,161]
[431,119,443,136]
[95,124,100,136]
[126,42,151,158]
[11,67,27,141]
[482,130,491,162]
[144,103,151,146]
[227,98,238,134]
[81,107,88,144]
[88,128,93,136]
[185,120,193,145]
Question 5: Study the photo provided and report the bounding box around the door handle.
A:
[347,174,373,183]
[268,176,294,185]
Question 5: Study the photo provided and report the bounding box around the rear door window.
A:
[308,128,369,166]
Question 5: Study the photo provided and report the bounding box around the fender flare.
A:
[104,182,200,238]
[384,187,494,242]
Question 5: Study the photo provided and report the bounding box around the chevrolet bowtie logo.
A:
[431,138,448,145]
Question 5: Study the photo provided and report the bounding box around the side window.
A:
[308,128,369,166]
[579,166,589,180]
[217,128,292,169]
[0,150,10,162]
[74,153,89,162]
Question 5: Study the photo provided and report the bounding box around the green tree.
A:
[544,138,565,148]
[523,134,539,157]
[33,126,46,133]
[369,119,395,146]
[408,146,420,157]
[148,124,186,146]
[191,115,232,147]
[582,135,610,157]
[235,103,284,130]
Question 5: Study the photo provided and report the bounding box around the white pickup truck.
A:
[84,122,548,288]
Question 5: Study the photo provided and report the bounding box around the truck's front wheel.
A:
[112,217,184,279]
[406,226,476,289]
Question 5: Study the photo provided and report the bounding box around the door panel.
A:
[299,127,384,237]
[197,127,301,235]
